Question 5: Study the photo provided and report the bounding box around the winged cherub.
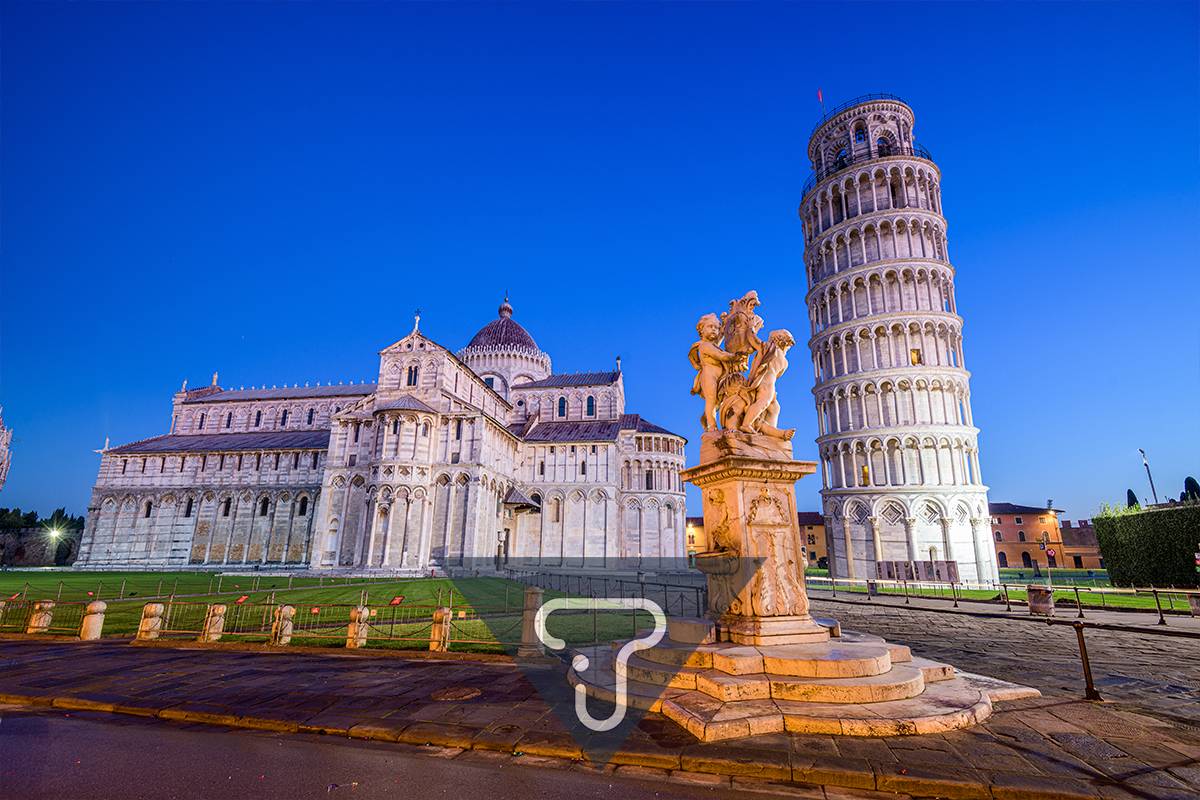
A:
[689,313,744,432]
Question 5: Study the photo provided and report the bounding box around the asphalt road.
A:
[0,706,775,800]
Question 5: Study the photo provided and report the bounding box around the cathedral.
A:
[78,300,687,572]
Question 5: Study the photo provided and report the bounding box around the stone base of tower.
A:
[570,618,1039,742]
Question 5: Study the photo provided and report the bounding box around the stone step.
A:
[697,663,926,704]
[660,678,992,742]
[757,642,893,678]
[569,648,687,713]
[911,656,956,683]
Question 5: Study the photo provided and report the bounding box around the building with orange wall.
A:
[989,502,1104,571]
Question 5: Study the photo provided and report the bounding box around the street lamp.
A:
[1138,448,1159,505]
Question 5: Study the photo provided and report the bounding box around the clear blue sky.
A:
[2,2,1197,521]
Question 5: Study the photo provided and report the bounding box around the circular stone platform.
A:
[569,618,1039,742]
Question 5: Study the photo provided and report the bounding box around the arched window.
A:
[998,552,1008,568]
[994,531,1002,542]
[484,377,494,389]
[530,493,542,512]
[254,410,262,427]
[392,419,399,435]
[298,497,308,516]
[877,137,892,157]
[143,501,152,518]
[280,410,288,426]
[552,498,562,522]
[854,127,867,143]
[407,366,419,386]
[184,498,193,517]
[558,397,567,417]
[1021,551,1032,568]
[198,413,206,430]
[586,396,595,417]
[421,421,429,437]
[645,470,654,490]
[225,412,233,429]
[259,498,270,517]
[1017,531,1026,542]
[293,452,299,469]
[307,408,315,425]
[455,420,463,440]
[834,148,848,169]
[580,461,587,475]
[222,498,232,517]
[311,452,319,469]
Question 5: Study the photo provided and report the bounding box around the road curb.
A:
[0,689,1124,800]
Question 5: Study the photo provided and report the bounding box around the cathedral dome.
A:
[464,299,541,353]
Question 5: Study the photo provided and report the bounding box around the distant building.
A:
[988,502,1103,571]
[685,512,829,569]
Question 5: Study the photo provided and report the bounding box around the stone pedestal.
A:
[682,449,827,646]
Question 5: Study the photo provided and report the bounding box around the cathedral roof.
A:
[462,298,541,353]
[374,396,437,413]
[512,371,620,390]
[108,430,330,454]
[181,384,375,404]
[509,414,683,443]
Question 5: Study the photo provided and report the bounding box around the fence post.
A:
[137,603,165,641]
[25,601,55,634]
[1151,588,1167,625]
[1070,621,1102,701]
[429,606,451,652]
[199,604,227,643]
[118,579,127,600]
[271,605,295,646]
[346,606,370,649]
[80,600,107,640]
[516,586,545,658]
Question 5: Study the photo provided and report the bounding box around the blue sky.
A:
[2,2,1197,520]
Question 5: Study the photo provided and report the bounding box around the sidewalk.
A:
[0,638,1196,799]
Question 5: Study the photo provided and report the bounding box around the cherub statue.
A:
[689,313,744,432]
[722,329,796,441]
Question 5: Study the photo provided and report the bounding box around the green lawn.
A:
[0,570,660,654]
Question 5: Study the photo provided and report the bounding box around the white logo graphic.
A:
[534,597,667,732]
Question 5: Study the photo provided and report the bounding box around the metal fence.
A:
[504,568,708,618]
[0,599,89,635]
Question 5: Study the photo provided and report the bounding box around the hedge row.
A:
[1094,504,1200,588]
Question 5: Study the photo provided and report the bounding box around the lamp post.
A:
[1138,448,1159,505]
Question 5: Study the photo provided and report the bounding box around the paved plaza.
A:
[0,597,1197,800]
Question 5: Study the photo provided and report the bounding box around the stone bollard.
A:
[271,604,296,646]
[137,603,165,641]
[79,601,108,640]
[516,586,545,658]
[429,606,451,652]
[199,604,227,642]
[25,601,55,634]
[345,606,370,649]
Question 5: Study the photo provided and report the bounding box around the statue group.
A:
[689,291,795,461]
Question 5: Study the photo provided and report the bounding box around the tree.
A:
[1185,476,1200,502]
[1126,489,1139,508]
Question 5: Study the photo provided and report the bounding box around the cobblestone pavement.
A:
[0,635,1197,799]
[809,594,1200,730]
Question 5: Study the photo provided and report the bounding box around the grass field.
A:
[0,570,659,653]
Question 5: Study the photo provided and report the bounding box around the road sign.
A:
[235,595,249,605]
[1047,548,1056,557]
[389,595,405,606]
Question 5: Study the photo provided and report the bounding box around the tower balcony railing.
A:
[809,93,910,137]
[800,143,934,200]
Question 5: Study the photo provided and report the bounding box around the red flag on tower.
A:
[817,87,823,104]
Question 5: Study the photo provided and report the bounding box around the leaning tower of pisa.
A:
[800,94,997,585]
